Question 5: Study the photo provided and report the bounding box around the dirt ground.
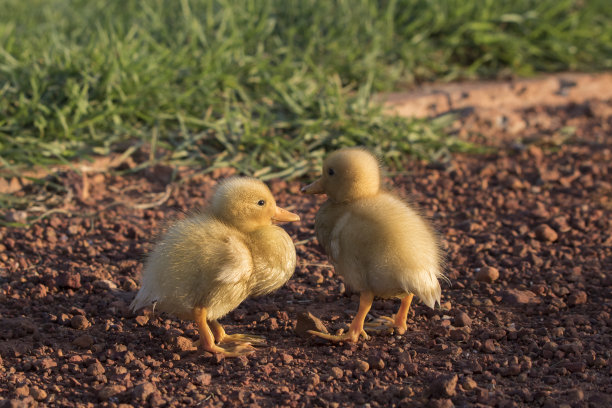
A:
[1,74,611,408]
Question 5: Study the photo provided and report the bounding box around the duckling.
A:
[302,147,444,342]
[130,177,300,356]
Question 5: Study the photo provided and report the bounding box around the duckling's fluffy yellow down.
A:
[316,191,443,307]
[130,177,299,356]
[303,147,444,342]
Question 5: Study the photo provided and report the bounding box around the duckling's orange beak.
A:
[272,206,300,223]
[301,178,324,194]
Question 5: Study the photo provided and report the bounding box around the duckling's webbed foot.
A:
[220,333,267,347]
[309,291,374,344]
[209,320,267,347]
[364,315,397,334]
[365,293,414,335]
[308,327,369,343]
[210,342,256,357]
[192,340,256,356]
[194,307,257,357]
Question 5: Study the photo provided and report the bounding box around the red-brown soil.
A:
[1,76,611,407]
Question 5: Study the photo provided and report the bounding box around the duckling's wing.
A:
[130,216,253,315]
[213,234,253,284]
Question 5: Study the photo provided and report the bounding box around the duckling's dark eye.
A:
[328,168,335,176]
[257,200,265,206]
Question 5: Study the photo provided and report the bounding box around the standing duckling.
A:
[302,147,444,342]
[131,177,300,356]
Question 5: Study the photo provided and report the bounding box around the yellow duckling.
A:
[302,147,444,342]
[130,177,300,356]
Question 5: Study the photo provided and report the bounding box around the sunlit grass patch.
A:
[1,0,610,175]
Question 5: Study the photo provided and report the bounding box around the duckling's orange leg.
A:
[193,307,255,357]
[393,294,413,334]
[365,293,414,335]
[209,320,267,347]
[308,291,374,343]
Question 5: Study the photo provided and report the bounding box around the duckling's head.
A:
[211,177,300,232]
[302,147,381,203]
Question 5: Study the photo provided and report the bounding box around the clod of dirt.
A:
[565,388,585,402]
[35,358,57,370]
[70,315,91,330]
[535,224,559,242]
[355,360,369,372]
[294,311,328,338]
[86,361,105,376]
[56,272,81,289]
[481,339,498,354]
[14,386,29,398]
[453,311,472,327]
[72,334,94,348]
[567,291,588,306]
[405,363,419,376]
[330,366,343,379]
[195,373,212,386]
[475,266,499,283]
[174,336,194,351]
[29,387,47,401]
[97,385,126,401]
[502,289,541,306]
[134,315,149,326]
[462,377,477,391]
[132,382,156,401]
[368,356,385,370]
[429,374,458,398]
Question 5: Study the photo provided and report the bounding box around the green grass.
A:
[1,0,611,178]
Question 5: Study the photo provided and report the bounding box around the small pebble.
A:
[73,334,94,348]
[462,377,477,391]
[430,374,458,398]
[87,360,106,376]
[476,266,499,283]
[132,382,156,401]
[70,315,91,330]
[135,315,149,326]
[98,385,126,401]
[355,360,369,372]
[567,291,587,306]
[294,312,329,338]
[330,366,343,379]
[280,353,293,364]
[454,311,472,327]
[368,356,385,370]
[29,386,48,401]
[195,373,212,386]
[175,336,193,351]
[535,224,558,242]
[14,385,29,398]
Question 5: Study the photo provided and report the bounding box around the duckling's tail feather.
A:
[419,282,441,309]
[405,266,443,310]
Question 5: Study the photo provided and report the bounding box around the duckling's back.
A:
[316,192,443,308]
[130,213,252,320]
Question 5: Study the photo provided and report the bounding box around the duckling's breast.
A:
[314,201,345,260]
[247,226,296,297]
